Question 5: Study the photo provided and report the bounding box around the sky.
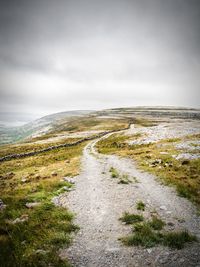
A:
[0,0,200,123]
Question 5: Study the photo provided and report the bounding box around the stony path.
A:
[56,134,200,267]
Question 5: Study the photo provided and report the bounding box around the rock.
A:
[160,152,168,155]
[67,188,73,191]
[65,159,70,163]
[166,211,172,214]
[63,177,75,184]
[147,248,152,254]
[7,172,15,178]
[51,171,57,176]
[35,249,48,255]
[160,205,167,211]
[25,202,40,209]
[52,197,59,205]
[21,177,27,183]
[182,160,190,165]
[63,186,69,191]
[12,214,29,224]
[35,174,41,179]
[0,199,6,210]
[151,159,162,166]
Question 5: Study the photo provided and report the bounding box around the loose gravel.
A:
[54,131,200,267]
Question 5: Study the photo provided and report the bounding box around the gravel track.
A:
[55,133,200,267]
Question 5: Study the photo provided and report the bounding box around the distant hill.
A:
[0,107,199,145]
[0,110,94,145]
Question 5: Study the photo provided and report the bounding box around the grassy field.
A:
[97,133,200,208]
[0,139,86,267]
[48,116,130,135]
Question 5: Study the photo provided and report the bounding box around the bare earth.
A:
[54,130,200,267]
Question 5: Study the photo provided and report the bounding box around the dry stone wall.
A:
[0,124,131,162]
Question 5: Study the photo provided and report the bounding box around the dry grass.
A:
[97,133,200,207]
[0,141,86,267]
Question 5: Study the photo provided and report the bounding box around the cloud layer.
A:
[0,0,200,121]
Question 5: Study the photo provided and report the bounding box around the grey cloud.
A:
[0,0,200,122]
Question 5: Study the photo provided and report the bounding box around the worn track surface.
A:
[56,134,200,267]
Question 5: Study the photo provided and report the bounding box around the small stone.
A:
[0,199,6,210]
[182,160,190,165]
[65,160,70,164]
[167,222,174,226]
[35,174,41,179]
[160,205,167,210]
[63,177,75,184]
[25,202,40,208]
[147,248,152,254]
[63,186,69,191]
[166,211,172,214]
[7,172,15,178]
[35,249,48,255]
[51,171,57,176]
[67,188,73,191]
[160,152,168,155]
[21,177,27,183]
[12,214,29,224]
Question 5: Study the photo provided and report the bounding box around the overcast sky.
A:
[0,0,200,122]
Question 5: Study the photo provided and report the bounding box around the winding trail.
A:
[56,133,200,267]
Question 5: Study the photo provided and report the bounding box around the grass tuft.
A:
[120,214,197,249]
[163,231,197,249]
[148,216,165,230]
[119,212,144,224]
[136,201,145,211]
[109,167,119,178]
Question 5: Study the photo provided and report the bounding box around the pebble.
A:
[21,177,27,183]
[51,171,57,176]
[35,249,48,255]
[160,205,167,210]
[63,177,75,184]
[63,186,70,191]
[0,199,6,210]
[147,248,152,254]
[12,214,29,224]
[25,202,40,208]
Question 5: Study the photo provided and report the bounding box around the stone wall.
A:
[0,124,131,162]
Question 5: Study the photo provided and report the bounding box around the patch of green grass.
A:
[119,212,144,224]
[121,223,162,248]
[120,214,197,249]
[0,142,84,267]
[109,167,119,178]
[136,201,145,211]
[118,174,131,184]
[163,231,197,249]
[148,216,165,230]
[121,222,197,249]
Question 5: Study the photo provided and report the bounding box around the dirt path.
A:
[55,134,200,267]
